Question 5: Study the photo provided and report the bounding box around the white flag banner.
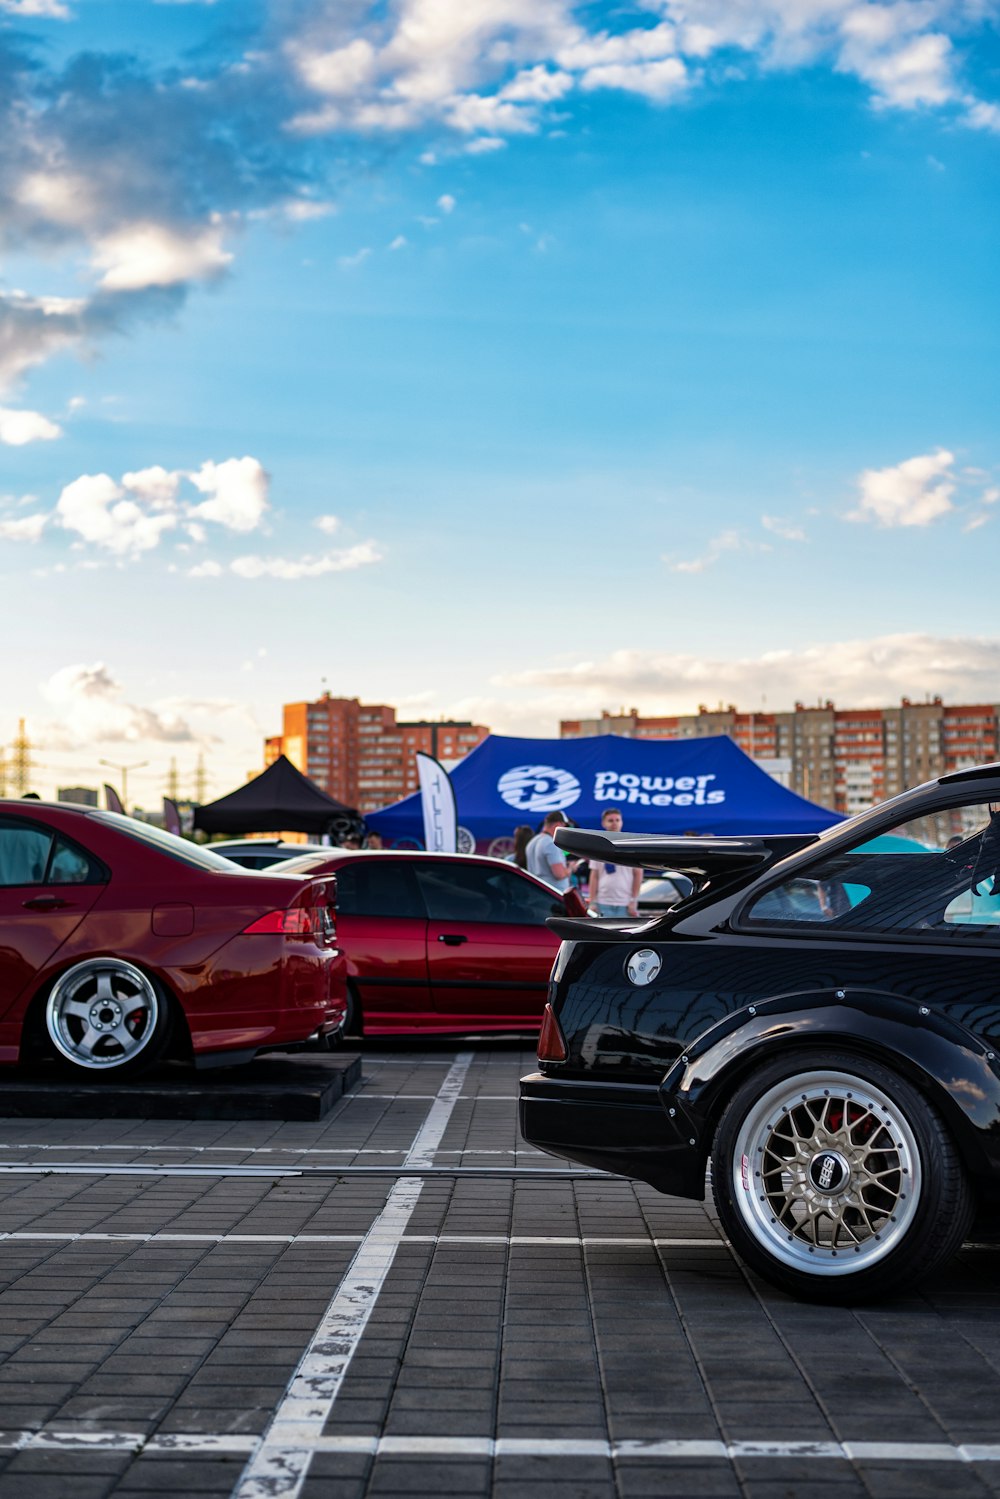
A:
[416,752,457,853]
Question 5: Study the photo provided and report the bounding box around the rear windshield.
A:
[89,811,243,872]
[270,853,336,876]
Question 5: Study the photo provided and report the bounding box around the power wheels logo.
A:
[497,763,581,813]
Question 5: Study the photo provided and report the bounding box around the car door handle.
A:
[22,895,69,911]
[437,934,468,945]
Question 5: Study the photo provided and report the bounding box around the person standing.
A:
[507,824,534,869]
[526,811,571,892]
[588,807,641,917]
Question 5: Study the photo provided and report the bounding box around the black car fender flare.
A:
[657,988,1000,1179]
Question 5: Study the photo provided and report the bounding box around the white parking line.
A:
[1,1431,998,1463]
[0,1231,727,1247]
[232,1050,473,1499]
[0,1143,545,1156]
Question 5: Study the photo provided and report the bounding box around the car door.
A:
[415,859,568,1028]
[0,817,107,1034]
[332,859,431,1029]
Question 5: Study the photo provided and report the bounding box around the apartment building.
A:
[561,699,999,815]
[266,695,489,812]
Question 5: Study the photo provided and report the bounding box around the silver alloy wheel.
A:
[46,959,160,1071]
[731,1069,922,1277]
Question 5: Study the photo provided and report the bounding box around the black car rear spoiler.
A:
[555,828,818,885]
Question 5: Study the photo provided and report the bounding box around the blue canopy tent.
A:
[366,733,841,852]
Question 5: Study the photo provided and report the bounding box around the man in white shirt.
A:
[588,807,641,917]
[525,812,571,892]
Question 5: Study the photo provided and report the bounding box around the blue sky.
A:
[0,0,998,804]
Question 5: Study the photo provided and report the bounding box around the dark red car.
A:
[272,849,585,1036]
[0,801,346,1077]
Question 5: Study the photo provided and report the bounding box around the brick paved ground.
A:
[0,1039,996,1498]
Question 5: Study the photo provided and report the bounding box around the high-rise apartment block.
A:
[561,699,999,815]
[266,695,489,812]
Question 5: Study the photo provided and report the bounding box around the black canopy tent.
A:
[193,755,360,838]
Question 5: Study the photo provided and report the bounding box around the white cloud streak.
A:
[40,663,196,747]
[0,407,62,445]
[850,448,957,527]
[494,632,1000,720]
[228,541,382,580]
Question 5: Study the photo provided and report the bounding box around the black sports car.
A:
[519,763,1000,1303]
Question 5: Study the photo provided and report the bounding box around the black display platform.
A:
[0,1053,362,1121]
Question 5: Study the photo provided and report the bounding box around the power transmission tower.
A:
[11,719,33,796]
[167,757,180,800]
[193,753,208,803]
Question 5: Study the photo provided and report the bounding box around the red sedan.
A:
[273,849,586,1035]
[0,801,345,1076]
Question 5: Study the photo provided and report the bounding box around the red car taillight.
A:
[243,908,321,937]
[537,1002,568,1063]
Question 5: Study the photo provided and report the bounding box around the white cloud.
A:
[495,633,1000,719]
[463,136,507,153]
[580,57,688,100]
[338,247,371,268]
[188,559,223,577]
[388,234,408,249]
[52,455,269,557]
[283,199,336,222]
[556,24,677,70]
[839,27,954,109]
[229,541,382,580]
[761,513,807,541]
[92,221,234,291]
[850,448,956,527]
[188,456,270,533]
[0,291,88,393]
[965,99,1000,132]
[294,37,378,97]
[668,528,769,574]
[314,514,341,535]
[445,93,540,134]
[0,513,48,542]
[0,408,63,446]
[121,465,182,510]
[437,193,457,213]
[500,66,574,102]
[40,663,196,747]
[55,473,179,556]
[0,0,69,14]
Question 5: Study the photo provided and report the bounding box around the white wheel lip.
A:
[45,958,159,1072]
[730,1068,922,1278]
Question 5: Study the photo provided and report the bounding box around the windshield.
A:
[88,810,245,872]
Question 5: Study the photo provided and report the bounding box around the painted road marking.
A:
[0,1231,728,1247]
[0,1142,547,1156]
[232,1050,474,1499]
[0,1162,596,1179]
[0,1431,997,1462]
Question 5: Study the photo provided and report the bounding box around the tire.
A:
[342,982,362,1039]
[44,958,173,1079]
[711,1048,975,1303]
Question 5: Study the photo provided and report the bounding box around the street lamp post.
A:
[98,759,148,812]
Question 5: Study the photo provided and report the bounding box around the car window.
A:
[47,837,101,884]
[335,861,425,918]
[743,801,1000,938]
[415,861,565,925]
[0,821,52,886]
[89,811,242,871]
[0,821,104,887]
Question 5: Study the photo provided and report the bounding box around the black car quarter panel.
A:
[537,928,1000,1191]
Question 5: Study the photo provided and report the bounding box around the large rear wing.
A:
[555,827,818,890]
